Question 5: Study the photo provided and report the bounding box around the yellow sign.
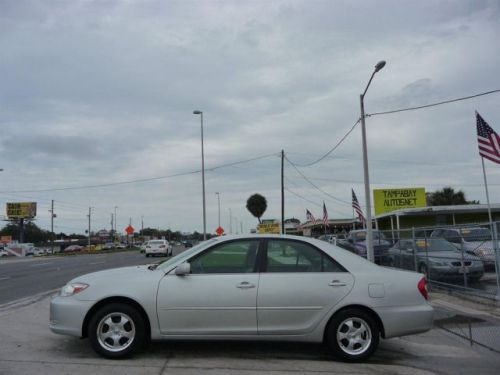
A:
[6,202,37,219]
[373,188,426,215]
[258,223,281,234]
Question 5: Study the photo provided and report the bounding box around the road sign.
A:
[216,226,225,236]
[373,187,426,215]
[125,225,135,235]
[6,202,37,219]
[258,223,280,234]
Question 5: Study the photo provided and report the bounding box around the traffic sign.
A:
[216,226,225,236]
[125,225,135,235]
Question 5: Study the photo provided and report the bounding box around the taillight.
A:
[418,277,428,300]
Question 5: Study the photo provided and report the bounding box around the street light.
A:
[215,192,221,228]
[193,110,207,240]
[360,60,386,263]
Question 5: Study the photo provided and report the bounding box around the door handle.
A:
[236,281,256,289]
[329,280,347,287]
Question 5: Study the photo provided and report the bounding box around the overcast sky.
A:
[1,0,500,236]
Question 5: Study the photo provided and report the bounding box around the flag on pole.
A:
[477,111,500,164]
[322,202,328,227]
[306,209,317,223]
[352,189,366,226]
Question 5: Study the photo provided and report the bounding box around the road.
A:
[0,247,185,305]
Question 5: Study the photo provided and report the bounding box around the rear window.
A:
[150,240,166,245]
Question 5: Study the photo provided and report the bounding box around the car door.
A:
[257,239,354,335]
[156,239,261,336]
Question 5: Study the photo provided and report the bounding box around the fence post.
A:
[459,227,468,289]
[412,227,418,273]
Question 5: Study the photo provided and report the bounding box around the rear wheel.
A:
[88,303,145,359]
[326,308,379,362]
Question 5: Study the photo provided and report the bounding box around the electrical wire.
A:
[366,89,500,117]
[0,152,279,194]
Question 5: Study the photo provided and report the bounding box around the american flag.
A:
[322,202,328,227]
[306,209,317,223]
[477,112,500,164]
[352,189,366,226]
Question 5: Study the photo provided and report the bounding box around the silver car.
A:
[50,235,433,362]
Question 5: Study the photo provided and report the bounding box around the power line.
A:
[289,118,361,167]
[285,156,351,206]
[0,152,279,194]
[366,89,500,117]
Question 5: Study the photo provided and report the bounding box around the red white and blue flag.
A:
[322,202,328,227]
[352,189,366,227]
[477,111,500,164]
[306,209,317,223]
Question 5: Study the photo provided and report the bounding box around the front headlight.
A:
[60,282,89,297]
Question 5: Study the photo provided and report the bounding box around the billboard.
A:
[373,188,426,215]
[6,202,37,219]
[258,223,281,234]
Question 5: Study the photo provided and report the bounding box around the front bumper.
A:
[49,295,94,337]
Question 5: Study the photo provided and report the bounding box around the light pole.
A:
[114,206,118,241]
[360,60,386,263]
[215,192,221,228]
[193,110,207,240]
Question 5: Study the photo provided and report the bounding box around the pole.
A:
[281,150,285,234]
[360,93,374,263]
[216,192,221,228]
[240,221,243,234]
[229,208,233,235]
[50,200,54,253]
[114,206,118,241]
[481,157,500,297]
[200,113,207,240]
[88,207,91,248]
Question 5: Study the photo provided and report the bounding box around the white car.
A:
[0,249,10,257]
[50,235,433,361]
[145,240,172,257]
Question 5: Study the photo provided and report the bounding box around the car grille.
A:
[451,261,472,266]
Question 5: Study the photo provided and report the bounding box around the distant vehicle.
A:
[0,249,11,257]
[103,243,116,250]
[318,234,337,245]
[139,242,148,253]
[430,227,497,270]
[386,238,484,282]
[116,243,126,249]
[337,230,392,264]
[145,240,172,257]
[50,234,433,361]
[182,241,193,248]
[64,245,83,253]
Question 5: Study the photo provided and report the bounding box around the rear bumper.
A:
[374,303,434,339]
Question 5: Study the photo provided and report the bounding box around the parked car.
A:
[386,238,484,282]
[337,230,392,264]
[64,245,83,253]
[139,242,148,253]
[318,234,337,245]
[145,240,172,257]
[103,242,116,250]
[116,243,127,249]
[430,227,497,270]
[0,249,11,257]
[50,234,433,361]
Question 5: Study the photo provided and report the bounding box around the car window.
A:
[190,240,260,274]
[266,240,345,273]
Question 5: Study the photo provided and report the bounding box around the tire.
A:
[88,303,145,359]
[145,253,150,258]
[326,308,380,362]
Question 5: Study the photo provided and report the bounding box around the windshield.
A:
[156,239,217,271]
[354,231,386,241]
[415,238,459,252]
[461,228,491,242]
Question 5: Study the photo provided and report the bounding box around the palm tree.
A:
[426,187,479,206]
[246,194,267,223]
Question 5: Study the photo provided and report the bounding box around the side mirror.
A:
[175,262,191,276]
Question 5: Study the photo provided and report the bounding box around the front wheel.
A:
[326,309,379,362]
[88,303,146,359]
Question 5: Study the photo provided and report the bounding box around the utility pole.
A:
[240,221,243,234]
[229,208,233,235]
[50,200,55,253]
[87,207,92,248]
[141,215,144,239]
[281,149,285,234]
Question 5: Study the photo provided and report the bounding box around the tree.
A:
[246,194,267,223]
[426,187,479,206]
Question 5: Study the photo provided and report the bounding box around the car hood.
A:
[419,251,480,261]
[69,265,158,284]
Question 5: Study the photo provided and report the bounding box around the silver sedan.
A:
[50,235,433,362]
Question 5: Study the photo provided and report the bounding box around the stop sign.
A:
[125,225,135,235]
[216,226,224,236]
